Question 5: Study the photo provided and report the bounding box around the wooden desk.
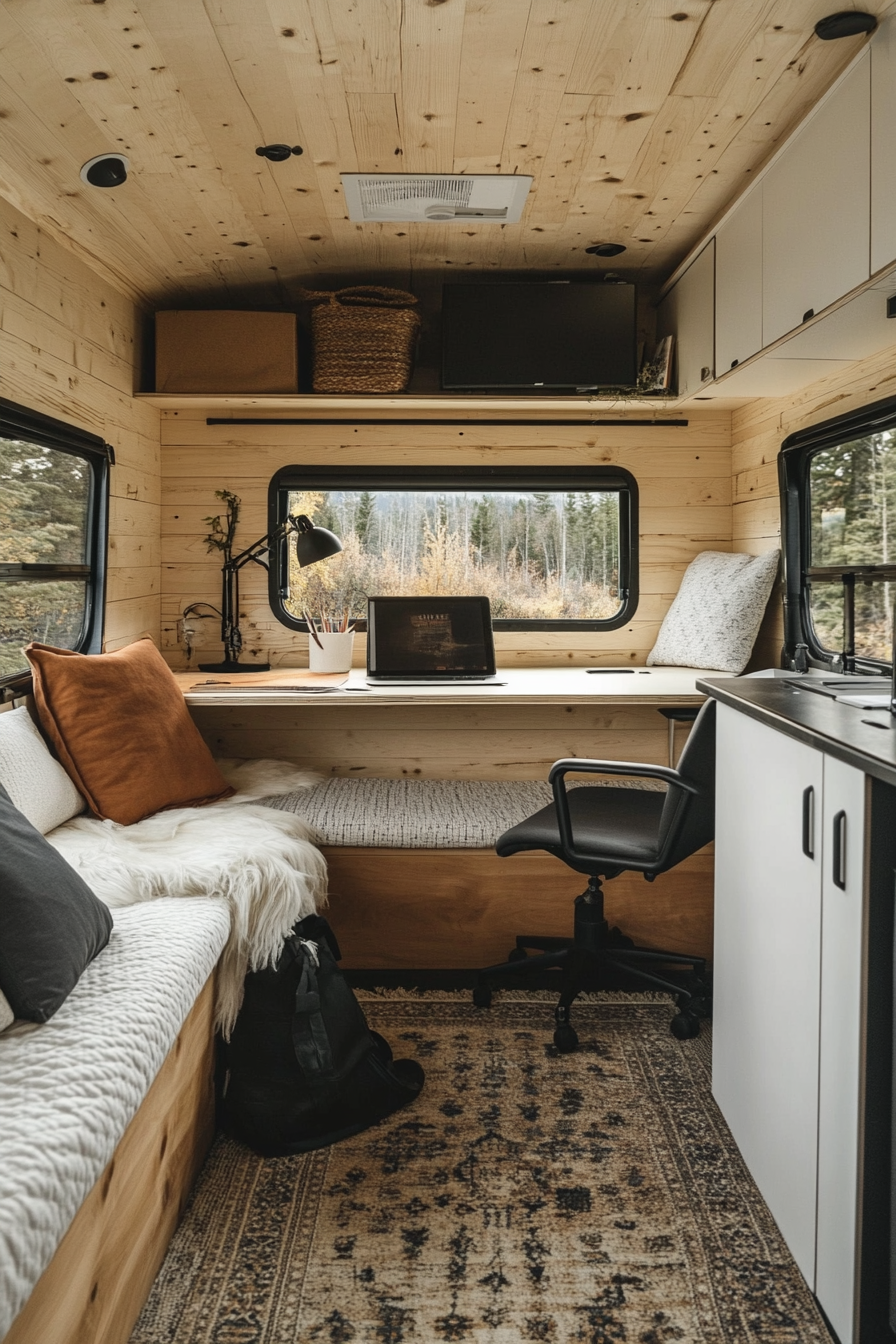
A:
[176,666,722,780]
[176,665,718,709]
[178,666,722,966]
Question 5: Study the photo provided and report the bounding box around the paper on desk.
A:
[186,672,349,691]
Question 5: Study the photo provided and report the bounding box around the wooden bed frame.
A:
[2,976,217,1344]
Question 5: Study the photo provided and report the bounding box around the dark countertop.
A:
[697,674,896,789]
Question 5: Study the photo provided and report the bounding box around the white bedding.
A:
[0,897,229,1338]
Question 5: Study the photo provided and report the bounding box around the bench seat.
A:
[269,777,657,848]
[267,778,712,969]
[0,898,229,1343]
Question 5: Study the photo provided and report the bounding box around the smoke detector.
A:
[341,173,532,223]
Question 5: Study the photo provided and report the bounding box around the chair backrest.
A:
[655,698,716,871]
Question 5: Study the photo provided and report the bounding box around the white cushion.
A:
[0,989,13,1034]
[269,777,658,848]
[647,550,780,674]
[0,707,84,834]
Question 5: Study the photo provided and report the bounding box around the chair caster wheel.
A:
[473,984,492,1009]
[553,1024,579,1053]
[670,1012,700,1040]
[508,947,528,963]
[688,996,711,1020]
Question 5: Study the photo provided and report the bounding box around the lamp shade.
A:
[292,514,343,568]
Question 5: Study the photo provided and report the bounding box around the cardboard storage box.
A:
[154,310,299,393]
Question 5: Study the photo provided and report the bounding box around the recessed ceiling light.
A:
[79,153,129,188]
[814,11,877,39]
[585,242,627,258]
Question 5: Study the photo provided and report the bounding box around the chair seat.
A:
[496,785,667,868]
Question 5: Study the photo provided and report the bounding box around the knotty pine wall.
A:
[0,198,160,653]
[733,338,896,670]
[160,412,731,777]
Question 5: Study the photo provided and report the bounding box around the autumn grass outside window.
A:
[0,399,109,687]
[267,466,638,633]
[780,395,896,671]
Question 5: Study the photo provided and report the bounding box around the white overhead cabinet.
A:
[656,239,714,398]
[762,51,870,346]
[713,705,866,1344]
[660,45,883,398]
[714,184,763,373]
[871,14,896,274]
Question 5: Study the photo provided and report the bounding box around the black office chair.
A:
[473,698,716,1051]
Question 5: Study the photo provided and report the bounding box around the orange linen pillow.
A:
[25,639,234,825]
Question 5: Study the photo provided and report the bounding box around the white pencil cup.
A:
[308,630,355,674]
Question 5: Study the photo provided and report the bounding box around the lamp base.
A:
[197,659,271,673]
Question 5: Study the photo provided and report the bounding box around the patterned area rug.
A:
[131,991,830,1343]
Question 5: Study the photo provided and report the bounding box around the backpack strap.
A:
[287,937,334,1082]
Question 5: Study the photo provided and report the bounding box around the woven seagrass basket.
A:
[299,286,420,393]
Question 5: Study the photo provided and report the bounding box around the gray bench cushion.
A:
[269,777,657,849]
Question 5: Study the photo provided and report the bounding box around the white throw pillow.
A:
[0,987,13,1033]
[0,706,85,834]
[647,549,780,674]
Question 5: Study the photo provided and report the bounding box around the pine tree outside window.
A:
[0,399,109,687]
[267,467,638,632]
[780,397,896,670]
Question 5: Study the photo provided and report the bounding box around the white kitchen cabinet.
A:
[714,183,763,373]
[762,52,870,345]
[713,704,867,1343]
[816,754,866,1344]
[713,706,824,1284]
[656,239,714,399]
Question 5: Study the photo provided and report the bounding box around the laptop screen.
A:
[367,597,496,678]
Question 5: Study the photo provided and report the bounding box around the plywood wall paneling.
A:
[453,0,532,173]
[190,701,670,780]
[158,410,731,449]
[137,0,328,283]
[0,0,878,301]
[158,409,732,674]
[318,0,403,96]
[324,846,715,967]
[0,195,160,655]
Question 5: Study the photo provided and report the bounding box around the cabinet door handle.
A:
[832,809,847,890]
[802,786,815,858]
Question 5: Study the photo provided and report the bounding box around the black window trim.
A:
[0,397,111,693]
[780,392,896,671]
[268,464,639,633]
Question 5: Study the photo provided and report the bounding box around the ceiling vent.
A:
[341,173,532,223]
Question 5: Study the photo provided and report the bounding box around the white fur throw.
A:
[44,761,326,1035]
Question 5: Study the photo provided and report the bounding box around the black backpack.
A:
[223,914,424,1156]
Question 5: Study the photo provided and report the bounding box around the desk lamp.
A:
[196,495,342,673]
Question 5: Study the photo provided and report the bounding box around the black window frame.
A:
[268,465,639,632]
[0,397,110,693]
[780,392,896,672]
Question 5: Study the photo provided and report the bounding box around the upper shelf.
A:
[135,392,691,421]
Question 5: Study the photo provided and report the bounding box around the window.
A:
[268,466,638,631]
[780,395,896,669]
[0,399,109,685]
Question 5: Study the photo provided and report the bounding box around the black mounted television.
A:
[441,281,637,391]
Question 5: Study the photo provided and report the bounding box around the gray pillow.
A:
[647,550,780,674]
[0,782,112,1022]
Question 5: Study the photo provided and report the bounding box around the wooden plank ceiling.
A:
[0,0,890,307]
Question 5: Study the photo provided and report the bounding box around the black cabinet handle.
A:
[802,786,815,858]
[833,809,847,890]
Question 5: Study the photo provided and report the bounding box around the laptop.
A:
[366,596,499,683]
